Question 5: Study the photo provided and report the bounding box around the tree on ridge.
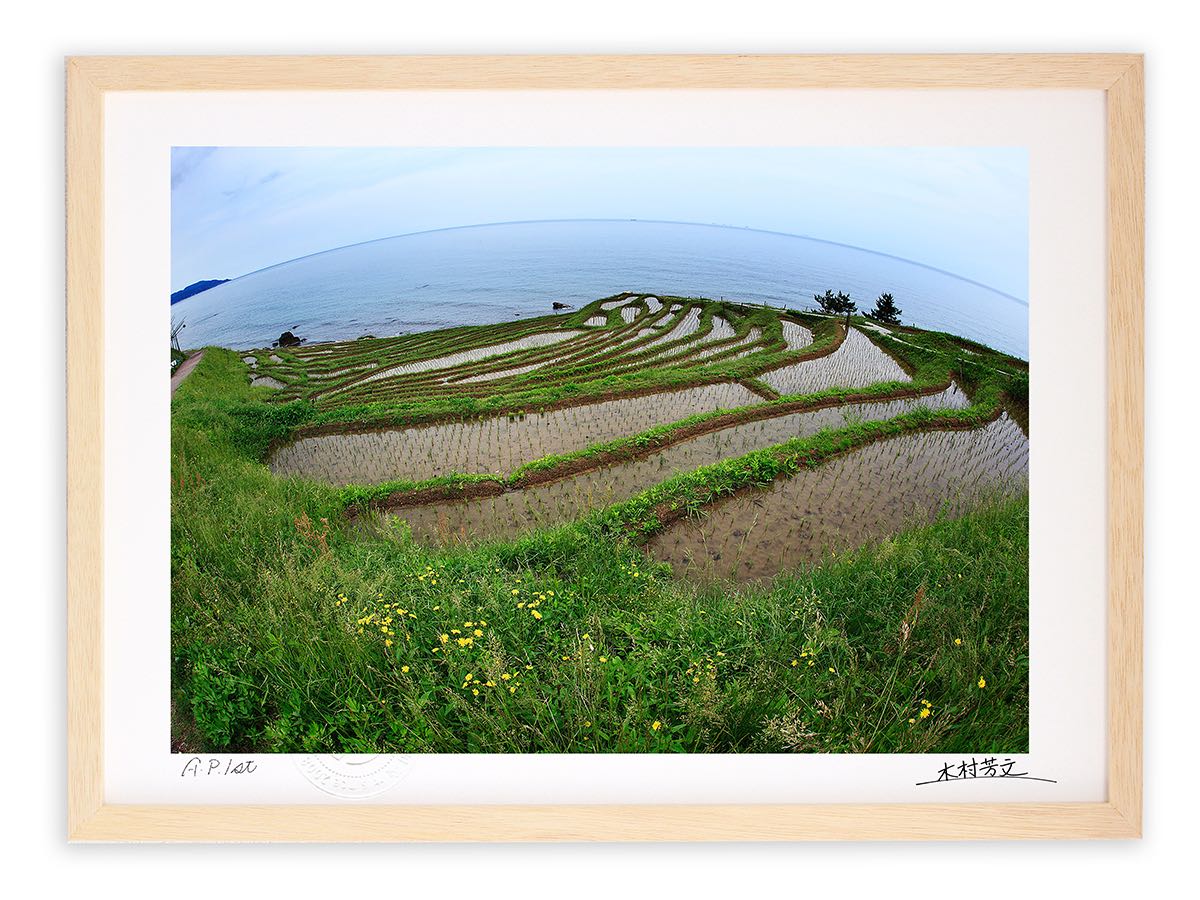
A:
[867,292,902,326]
[814,289,856,321]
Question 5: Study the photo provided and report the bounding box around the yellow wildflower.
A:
[651,721,662,731]
[531,610,543,620]
[401,665,410,673]
[978,677,987,688]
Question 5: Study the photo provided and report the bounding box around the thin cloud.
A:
[170,147,217,190]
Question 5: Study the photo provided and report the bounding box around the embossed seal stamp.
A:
[295,754,408,799]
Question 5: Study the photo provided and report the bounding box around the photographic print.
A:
[169,146,1030,756]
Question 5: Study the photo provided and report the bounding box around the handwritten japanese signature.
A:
[916,757,1057,786]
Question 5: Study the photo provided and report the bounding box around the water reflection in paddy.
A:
[386,384,972,544]
[645,414,1028,583]
[270,382,760,485]
[762,326,909,396]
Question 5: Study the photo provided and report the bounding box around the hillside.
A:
[170,278,229,304]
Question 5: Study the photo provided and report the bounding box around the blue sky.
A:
[171,147,1028,299]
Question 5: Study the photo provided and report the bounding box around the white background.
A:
[5,0,1195,896]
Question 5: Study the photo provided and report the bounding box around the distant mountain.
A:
[171,279,229,304]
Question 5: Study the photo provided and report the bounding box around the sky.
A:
[171,147,1028,300]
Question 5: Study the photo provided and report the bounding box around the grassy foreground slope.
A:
[172,346,1028,754]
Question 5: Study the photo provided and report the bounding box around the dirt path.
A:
[171,349,205,396]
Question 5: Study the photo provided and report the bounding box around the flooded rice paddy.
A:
[645,414,1028,583]
[693,327,763,361]
[253,297,1027,588]
[457,360,552,383]
[708,316,735,341]
[308,363,378,380]
[345,329,582,387]
[762,326,909,396]
[600,297,635,310]
[782,321,814,351]
[384,384,972,545]
[643,307,702,350]
[269,381,761,485]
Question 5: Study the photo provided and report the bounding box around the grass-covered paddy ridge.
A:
[173,294,1029,753]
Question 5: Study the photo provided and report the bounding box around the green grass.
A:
[172,337,1029,754]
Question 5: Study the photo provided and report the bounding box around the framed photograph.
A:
[67,54,1143,841]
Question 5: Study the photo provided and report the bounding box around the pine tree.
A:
[867,292,902,326]
[814,289,856,318]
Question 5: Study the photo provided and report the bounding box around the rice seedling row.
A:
[383,383,973,545]
[647,414,1028,582]
[270,382,762,486]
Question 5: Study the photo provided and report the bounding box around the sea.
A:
[171,219,1028,358]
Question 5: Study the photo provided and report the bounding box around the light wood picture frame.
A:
[66,53,1143,842]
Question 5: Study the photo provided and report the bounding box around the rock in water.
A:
[278,330,302,347]
[552,301,572,310]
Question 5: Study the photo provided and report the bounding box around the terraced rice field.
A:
[388,383,972,544]
[270,382,760,485]
[250,293,1028,583]
[761,325,909,396]
[174,291,1031,756]
[342,329,582,389]
[647,414,1029,582]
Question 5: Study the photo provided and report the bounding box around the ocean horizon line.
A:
[181,218,1028,307]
